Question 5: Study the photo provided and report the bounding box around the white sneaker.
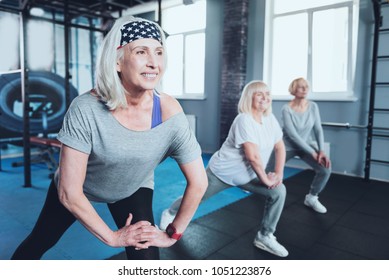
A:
[304,194,327,213]
[253,232,289,257]
[159,209,176,231]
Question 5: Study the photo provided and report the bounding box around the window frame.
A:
[263,0,359,101]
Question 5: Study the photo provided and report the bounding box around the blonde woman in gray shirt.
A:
[281,77,331,213]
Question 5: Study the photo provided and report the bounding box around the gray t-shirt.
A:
[281,101,324,155]
[56,92,201,203]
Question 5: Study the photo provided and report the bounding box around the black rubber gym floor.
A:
[109,170,389,260]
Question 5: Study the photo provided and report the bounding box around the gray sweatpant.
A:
[168,167,286,236]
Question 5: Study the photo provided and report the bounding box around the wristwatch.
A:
[166,223,183,240]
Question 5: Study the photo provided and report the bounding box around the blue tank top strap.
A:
[151,90,162,128]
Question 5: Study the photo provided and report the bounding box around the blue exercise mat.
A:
[0,153,302,259]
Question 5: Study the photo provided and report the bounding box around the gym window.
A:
[161,0,206,99]
[0,12,19,72]
[263,0,359,100]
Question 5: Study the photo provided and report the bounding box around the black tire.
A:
[0,71,78,134]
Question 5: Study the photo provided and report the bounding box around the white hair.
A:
[238,80,272,116]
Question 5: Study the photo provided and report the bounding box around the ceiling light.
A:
[30,7,45,17]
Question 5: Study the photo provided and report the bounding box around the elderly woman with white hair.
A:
[160,80,289,257]
[11,15,207,260]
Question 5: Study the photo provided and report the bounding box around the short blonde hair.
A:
[238,80,272,116]
[94,15,166,110]
[288,77,310,95]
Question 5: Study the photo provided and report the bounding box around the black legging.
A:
[11,180,159,260]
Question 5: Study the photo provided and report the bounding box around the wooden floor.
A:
[110,170,389,260]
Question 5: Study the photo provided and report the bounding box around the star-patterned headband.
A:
[117,20,162,49]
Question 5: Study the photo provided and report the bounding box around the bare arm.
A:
[243,142,280,188]
[57,145,154,249]
[173,157,208,232]
[272,140,286,185]
[142,157,208,248]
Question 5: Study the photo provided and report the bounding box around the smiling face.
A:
[251,90,271,113]
[116,38,165,94]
